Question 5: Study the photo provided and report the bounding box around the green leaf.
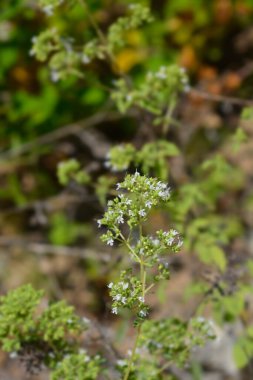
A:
[197,244,227,272]
[234,340,250,368]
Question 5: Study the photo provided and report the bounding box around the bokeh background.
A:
[1,0,253,379]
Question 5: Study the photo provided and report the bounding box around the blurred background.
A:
[1,0,253,379]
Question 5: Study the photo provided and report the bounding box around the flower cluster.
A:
[98,172,172,247]
[131,230,183,271]
[108,270,149,321]
[105,140,180,177]
[105,144,136,172]
[32,3,152,82]
[107,4,152,53]
[30,28,61,61]
[99,173,183,322]
[111,64,189,116]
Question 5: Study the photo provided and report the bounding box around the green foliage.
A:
[233,329,253,369]
[140,317,215,368]
[95,175,116,206]
[0,284,43,352]
[106,140,179,179]
[51,352,102,380]
[107,4,153,53]
[49,212,91,245]
[57,159,90,186]
[241,106,253,120]
[0,284,86,369]
[31,2,152,81]
[111,65,188,122]
[39,300,83,343]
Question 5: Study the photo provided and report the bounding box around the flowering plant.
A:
[97,172,214,379]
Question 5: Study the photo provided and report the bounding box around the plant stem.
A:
[154,360,172,376]
[140,261,146,298]
[79,0,107,45]
[119,232,141,263]
[123,325,141,380]
[162,98,176,135]
[144,283,155,294]
[123,238,147,380]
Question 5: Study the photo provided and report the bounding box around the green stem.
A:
[79,0,124,74]
[119,232,141,263]
[144,283,154,294]
[123,326,141,380]
[155,360,172,376]
[123,240,147,380]
[79,0,107,45]
[162,98,176,136]
[140,261,146,299]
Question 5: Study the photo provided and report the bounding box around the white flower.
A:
[117,359,127,367]
[50,70,60,82]
[156,66,167,79]
[177,240,183,248]
[139,309,148,317]
[122,282,129,290]
[112,307,118,314]
[97,219,102,228]
[170,229,178,236]
[84,355,90,362]
[113,294,121,301]
[138,296,145,303]
[43,5,54,16]
[158,189,170,200]
[121,297,127,304]
[184,84,191,93]
[116,214,124,224]
[125,198,132,205]
[9,352,17,359]
[104,160,111,168]
[157,181,167,189]
[196,316,206,323]
[139,248,144,255]
[139,209,146,217]
[152,239,160,247]
[108,282,113,288]
[82,54,91,64]
[107,238,114,246]
[145,200,152,208]
[167,237,174,246]
[116,183,121,190]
